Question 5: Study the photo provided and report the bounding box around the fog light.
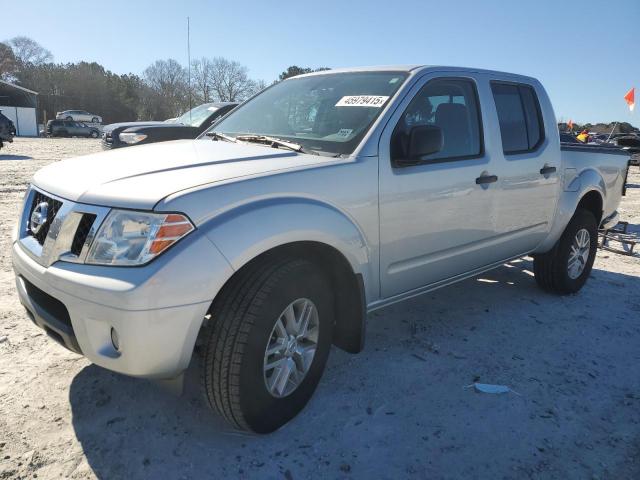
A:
[110,327,120,351]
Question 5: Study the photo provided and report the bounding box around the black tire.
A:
[533,208,598,294]
[90,130,99,138]
[92,117,99,123]
[65,116,73,121]
[201,256,334,433]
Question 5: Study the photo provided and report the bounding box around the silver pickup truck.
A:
[12,66,629,433]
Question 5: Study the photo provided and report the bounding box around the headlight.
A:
[119,132,148,144]
[86,210,194,265]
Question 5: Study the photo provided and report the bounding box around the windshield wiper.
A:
[235,134,318,155]
[205,131,237,143]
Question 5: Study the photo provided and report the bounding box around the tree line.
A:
[0,36,328,124]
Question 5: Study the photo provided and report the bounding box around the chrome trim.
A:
[18,185,111,267]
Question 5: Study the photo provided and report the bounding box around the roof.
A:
[0,80,38,95]
[294,65,422,78]
[292,65,538,83]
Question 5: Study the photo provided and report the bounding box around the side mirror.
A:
[395,125,443,166]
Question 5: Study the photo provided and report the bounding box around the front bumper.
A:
[12,229,234,378]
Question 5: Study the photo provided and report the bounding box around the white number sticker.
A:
[335,95,389,107]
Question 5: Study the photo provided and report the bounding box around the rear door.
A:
[378,74,504,298]
[488,80,561,256]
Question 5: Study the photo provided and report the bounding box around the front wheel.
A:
[90,130,99,138]
[92,117,99,123]
[201,257,334,433]
[533,209,598,294]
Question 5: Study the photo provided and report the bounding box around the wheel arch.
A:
[198,198,374,354]
[576,190,603,224]
[534,168,605,255]
[202,240,367,354]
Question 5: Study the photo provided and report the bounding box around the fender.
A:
[533,167,605,254]
[199,196,375,300]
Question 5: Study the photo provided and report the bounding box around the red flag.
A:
[624,88,635,111]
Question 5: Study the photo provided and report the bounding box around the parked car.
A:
[12,66,630,433]
[0,109,16,149]
[56,110,102,124]
[101,102,237,149]
[47,119,100,138]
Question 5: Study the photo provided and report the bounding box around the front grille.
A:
[28,191,63,245]
[70,213,97,256]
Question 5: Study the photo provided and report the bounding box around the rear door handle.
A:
[540,165,557,175]
[475,174,498,185]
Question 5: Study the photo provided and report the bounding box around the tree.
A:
[7,36,52,66]
[143,59,189,116]
[279,65,330,81]
[190,57,213,103]
[191,57,265,104]
[0,42,18,80]
[209,57,260,102]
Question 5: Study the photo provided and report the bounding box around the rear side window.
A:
[392,78,483,162]
[491,82,544,154]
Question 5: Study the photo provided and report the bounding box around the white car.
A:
[55,110,102,124]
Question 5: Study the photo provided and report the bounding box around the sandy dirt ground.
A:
[0,137,639,480]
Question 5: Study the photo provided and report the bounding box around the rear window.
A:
[491,82,544,154]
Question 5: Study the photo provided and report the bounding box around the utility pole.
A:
[187,16,192,120]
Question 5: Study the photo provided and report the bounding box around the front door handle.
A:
[540,165,557,175]
[475,174,498,185]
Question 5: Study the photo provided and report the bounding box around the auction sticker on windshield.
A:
[335,95,389,107]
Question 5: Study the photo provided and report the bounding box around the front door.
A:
[378,74,503,298]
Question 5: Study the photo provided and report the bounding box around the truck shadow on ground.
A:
[0,154,32,160]
[68,257,640,479]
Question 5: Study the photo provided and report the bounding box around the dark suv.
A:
[47,120,100,138]
[0,110,16,149]
[102,102,237,149]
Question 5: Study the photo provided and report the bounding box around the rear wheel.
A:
[92,117,99,123]
[90,130,99,138]
[65,116,73,121]
[533,208,598,294]
[201,257,334,433]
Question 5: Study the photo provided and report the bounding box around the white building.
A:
[0,80,38,136]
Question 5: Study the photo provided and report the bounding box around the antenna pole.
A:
[187,16,192,121]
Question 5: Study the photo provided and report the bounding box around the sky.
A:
[4,0,639,124]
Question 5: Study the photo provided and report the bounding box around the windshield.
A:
[205,71,408,155]
[175,104,219,127]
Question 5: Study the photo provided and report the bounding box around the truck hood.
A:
[32,139,336,210]
[103,121,166,133]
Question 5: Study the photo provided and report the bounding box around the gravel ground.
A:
[1,137,639,480]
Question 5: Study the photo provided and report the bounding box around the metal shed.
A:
[0,80,38,136]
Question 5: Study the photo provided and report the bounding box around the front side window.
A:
[206,72,408,156]
[491,82,544,154]
[391,78,482,162]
